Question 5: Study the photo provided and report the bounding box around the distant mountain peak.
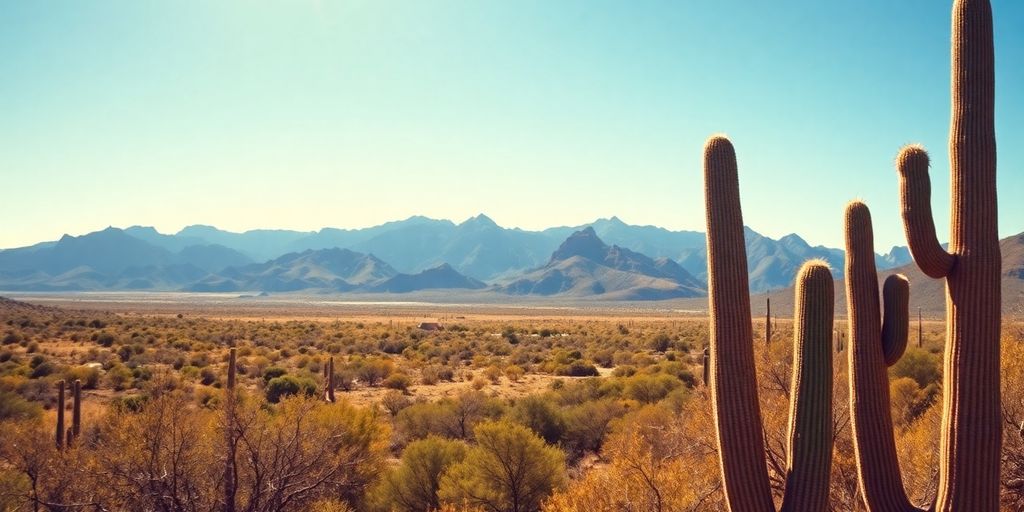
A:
[551,227,607,262]
[460,214,498,229]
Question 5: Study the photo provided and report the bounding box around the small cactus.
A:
[325,356,336,403]
[70,379,81,445]
[224,348,237,512]
[55,380,65,450]
[701,347,710,386]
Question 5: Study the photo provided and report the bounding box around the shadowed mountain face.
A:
[501,228,706,299]
[0,228,252,290]
[187,248,398,293]
[370,263,487,293]
[0,216,924,296]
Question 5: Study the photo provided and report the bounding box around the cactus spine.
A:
[55,380,65,449]
[704,135,834,511]
[847,1,1001,510]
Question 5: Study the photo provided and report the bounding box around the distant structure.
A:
[418,321,443,331]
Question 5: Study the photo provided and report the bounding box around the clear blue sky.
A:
[1,1,1021,251]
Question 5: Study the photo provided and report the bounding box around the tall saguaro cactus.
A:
[704,135,834,511]
[847,1,1001,510]
[847,2,999,509]
[902,0,1001,507]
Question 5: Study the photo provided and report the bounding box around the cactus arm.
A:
[845,202,923,512]
[703,135,774,511]
[779,262,834,512]
[896,146,955,279]
[881,275,910,367]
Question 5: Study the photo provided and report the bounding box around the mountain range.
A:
[0,215,920,298]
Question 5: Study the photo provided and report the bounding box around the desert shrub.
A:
[199,367,217,386]
[420,366,442,385]
[483,365,503,384]
[111,394,148,413]
[106,365,134,391]
[555,361,598,377]
[623,374,681,404]
[64,366,101,389]
[509,395,566,445]
[439,421,565,512]
[262,366,287,383]
[373,436,468,512]
[591,349,614,368]
[647,334,672,353]
[265,375,317,403]
[28,362,56,379]
[383,373,411,392]
[357,359,394,387]
[891,348,941,389]
[380,391,412,416]
[562,399,627,459]
[96,332,116,347]
[0,390,42,421]
[505,365,524,383]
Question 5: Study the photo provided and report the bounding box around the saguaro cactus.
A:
[704,135,834,511]
[766,297,772,345]
[325,356,336,403]
[70,379,81,445]
[847,1,1001,510]
[224,348,237,512]
[702,347,710,386]
[844,201,915,510]
[55,380,65,449]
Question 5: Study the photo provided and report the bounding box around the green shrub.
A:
[383,373,411,392]
[262,366,287,383]
[0,390,42,421]
[265,375,317,403]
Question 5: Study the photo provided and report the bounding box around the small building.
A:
[418,321,443,331]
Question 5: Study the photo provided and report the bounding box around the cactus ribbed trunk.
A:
[704,136,834,511]
[702,347,710,387]
[224,348,237,512]
[845,202,920,512]
[779,262,834,512]
[893,1,1001,509]
[704,136,774,511]
[55,380,65,450]
[71,379,81,443]
[326,356,336,402]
